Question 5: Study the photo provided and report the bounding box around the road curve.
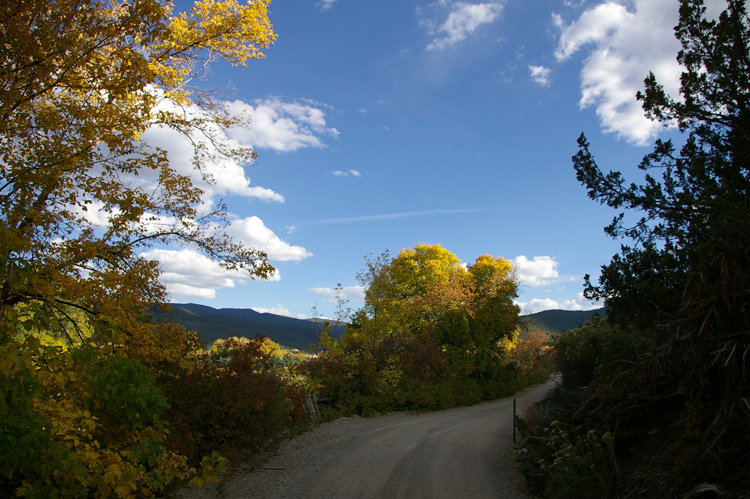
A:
[178,378,557,499]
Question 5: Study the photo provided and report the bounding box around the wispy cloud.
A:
[317,0,337,10]
[302,208,494,226]
[308,286,366,302]
[332,169,362,177]
[419,1,504,50]
[529,65,551,86]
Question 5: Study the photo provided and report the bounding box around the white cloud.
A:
[529,65,552,86]
[317,0,337,10]
[122,92,287,207]
[226,97,340,152]
[229,216,313,262]
[517,293,601,315]
[141,248,280,301]
[167,283,218,300]
[251,304,306,319]
[554,0,684,144]
[419,1,504,50]
[308,285,366,302]
[138,216,311,300]
[512,255,559,287]
[91,92,323,302]
[142,123,285,204]
[517,298,560,315]
[332,169,362,177]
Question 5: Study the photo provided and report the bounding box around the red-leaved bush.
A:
[159,336,306,464]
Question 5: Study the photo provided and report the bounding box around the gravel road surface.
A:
[178,378,557,499]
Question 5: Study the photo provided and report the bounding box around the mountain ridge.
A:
[520,308,606,337]
[154,303,605,351]
[152,303,345,351]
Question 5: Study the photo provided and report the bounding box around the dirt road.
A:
[179,378,557,499]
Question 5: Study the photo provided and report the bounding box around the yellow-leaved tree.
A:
[354,244,520,375]
[303,244,525,415]
[0,0,277,496]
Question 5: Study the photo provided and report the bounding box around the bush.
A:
[0,338,194,498]
[516,387,617,498]
[160,335,303,464]
[542,422,617,499]
[554,318,642,389]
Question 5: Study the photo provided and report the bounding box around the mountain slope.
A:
[152,303,343,351]
[520,308,606,337]
[155,304,605,351]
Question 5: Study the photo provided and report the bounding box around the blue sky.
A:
[142,0,712,319]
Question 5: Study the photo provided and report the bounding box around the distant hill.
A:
[154,303,605,351]
[520,308,606,337]
[151,303,344,351]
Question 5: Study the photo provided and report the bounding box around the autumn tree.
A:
[0,0,278,495]
[305,244,527,414]
[0,0,276,354]
[354,244,520,376]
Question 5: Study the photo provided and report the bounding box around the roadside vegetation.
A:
[0,10,550,484]
[300,244,554,418]
[0,0,289,496]
[517,1,750,497]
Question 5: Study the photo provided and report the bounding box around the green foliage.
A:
[0,338,195,498]
[523,1,750,497]
[517,387,619,499]
[301,334,459,415]
[553,318,643,389]
[541,422,617,499]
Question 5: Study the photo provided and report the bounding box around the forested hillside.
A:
[520,308,605,337]
[156,303,598,351]
[152,303,345,351]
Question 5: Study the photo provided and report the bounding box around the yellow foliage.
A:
[0,0,277,495]
[0,0,276,347]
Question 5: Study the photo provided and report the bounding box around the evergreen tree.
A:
[571,1,750,493]
[575,0,750,332]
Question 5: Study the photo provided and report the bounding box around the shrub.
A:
[0,338,194,498]
[542,422,617,499]
[554,318,642,389]
[160,335,302,464]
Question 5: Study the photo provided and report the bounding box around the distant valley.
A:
[153,303,605,351]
